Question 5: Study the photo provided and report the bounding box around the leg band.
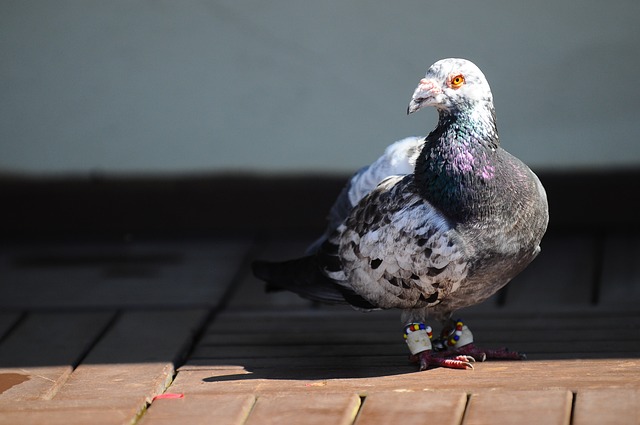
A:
[403,322,433,355]
[442,319,474,348]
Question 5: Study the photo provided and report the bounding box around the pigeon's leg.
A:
[404,322,474,371]
[436,319,526,361]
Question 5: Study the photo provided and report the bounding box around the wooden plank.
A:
[189,346,640,368]
[599,232,640,306]
[190,341,640,363]
[0,311,114,368]
[235,341,630,363]
[0,241,248,309]
[503,234,597,308]
[206,308,399,334]
[191,322,640,359]
[50,308,208,424]
[463,390,572,425]
[0,398,144,425]
[0,367,72,402]
[207,308,640,336]
[573,388,640,425]
[0,311,114,401]
[355,392,467,425]
[53,363,175,403]
[0,408,134,425]
[138,394,255,425]
[244,393,361,425]
[188,344,640,370]
[169,359,640,396]
[54,309,208,404]
[193,343,404,359]
[214,305,640,322]
[195,308,640,364]
[188,356,413,374]
[74,309,208,365]
[198,323,638,348]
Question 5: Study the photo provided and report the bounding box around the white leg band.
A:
[404,323,433,355]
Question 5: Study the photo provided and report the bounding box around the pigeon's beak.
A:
[407,78,441,114]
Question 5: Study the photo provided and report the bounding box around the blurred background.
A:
[2,0,639,177]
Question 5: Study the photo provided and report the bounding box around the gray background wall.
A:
[1,0,639,175]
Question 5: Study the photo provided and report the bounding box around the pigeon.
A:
[306,136,424,254]
[252,58,549,371]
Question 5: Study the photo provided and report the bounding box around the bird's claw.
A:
[410,350,475,371]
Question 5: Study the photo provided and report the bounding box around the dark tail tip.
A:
[251,260,283,292]
[251,260,269,280]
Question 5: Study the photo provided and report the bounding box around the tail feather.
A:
[251,256,377,310]
[251,256,347,304]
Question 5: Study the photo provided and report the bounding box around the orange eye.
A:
[450,74,465,89]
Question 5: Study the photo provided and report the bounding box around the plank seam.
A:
[42,310,121,400]
[351,395,367,425]
[0,311,27,345]
[176,239,264,369]
[346,394,364,425]
[70,310,122,369]
[458,393,472,425]
[569,391,577,425]
[238,395,259,425]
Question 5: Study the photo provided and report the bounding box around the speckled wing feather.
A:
[320,174,469,311]
[307,137,424,253]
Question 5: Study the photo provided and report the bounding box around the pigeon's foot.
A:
[454,343,526,361]
[435,319,526,362]
[410,350,475,371]
[403,322,474,371]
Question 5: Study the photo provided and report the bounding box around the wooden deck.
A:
[0,230,639,425]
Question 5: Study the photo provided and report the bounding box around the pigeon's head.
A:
[407,58,493,115]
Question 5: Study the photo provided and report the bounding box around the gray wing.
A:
[305,165,368,254]
[307,137,424,254]
[323,175,469,310]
